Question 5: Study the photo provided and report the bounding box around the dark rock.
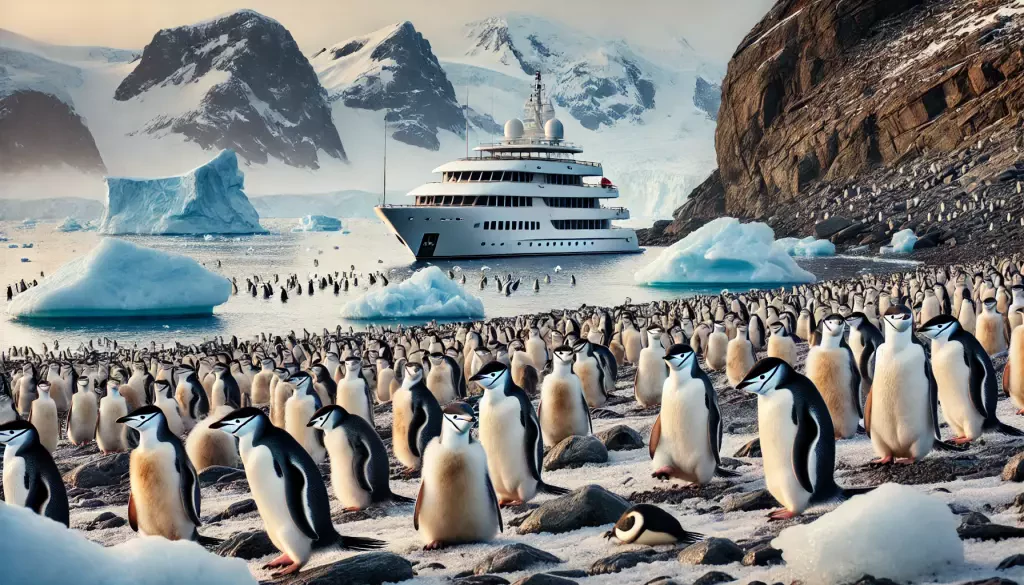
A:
[198,465,242,486]
[510,575,577,585]
[960,511,991,526]
[588,549,675,575]
[416,562,445,571]
[547,570,587,579]
[209,498,257,522]
[1002,452,1024,481]
[958,580,1018,585]
[596,425,644,451]
[0,90,106,174]
[215,530,277,559]
[76,498,106,509]
[743,545,784,567]
[543,435,608,471]
[644,579,685,585]
[733,438,761,458]
[831,222,868,244]
[66,487,95,499]
[455,577,511,585]
[997,554,1024,569]
[474,543,561,575]
[693,571,734,585]
[913,231,941,249]
[97,515,127,529]
[958,523,1024,541]
[266,552,413,585]
[721,489,777,512]
[815,216,854,239]
[518,485,629,534]
[64,453,130,488]
[843,577,900,585]
[678,538,744,565]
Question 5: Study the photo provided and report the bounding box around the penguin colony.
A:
[3,258,1024,579]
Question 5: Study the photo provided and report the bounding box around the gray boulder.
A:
[677,538,744,565]
[64,453,130,488]
[543,435,608,471]
[474,543,562,575]
[518,485,629,535]
[596,425,645,451]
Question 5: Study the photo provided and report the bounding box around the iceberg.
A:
[773,236,836,257]
[56,217,84,232]
[635,217,816,285]
[293,214,343,232]
[100,150,268,235]
[8,238,231,318]
[340,266,484,320]
[880,229,917,255]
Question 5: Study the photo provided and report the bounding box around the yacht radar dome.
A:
[544,118,564,141]
[504,118,525,140]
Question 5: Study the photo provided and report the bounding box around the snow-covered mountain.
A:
[114,10,345,169]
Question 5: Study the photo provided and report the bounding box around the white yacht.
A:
[375,72,640,260]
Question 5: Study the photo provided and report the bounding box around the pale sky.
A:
[0,0,774,63]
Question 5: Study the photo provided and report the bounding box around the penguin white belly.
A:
[1010,327,1024,410]
[849,332,865,369]
[96,398,127,453]
[242,443,313,564]
[186,406,240,471]
[527,342,547,371]
[758,391,812,513]
[31,398,60,452]
[210,380,228,409]
[977,315,1007,355]
[870,346,933,459]
[418,440,498,544]
[623,333,642,365]
[157,396,185,437]
[251,372,272,405]
[805,347,858,439]
[68,393,99,445]
[2,452,28,506]
[959,305,977,335]
[285,397,325,464]
[705,334,728,371]
[131,443,195,540]
[391,389,418,469]
[426,369,457,405]
[539,376,589,445]
[767,336,798,366]
[479,396,536,501]
[573,360,605,408]
[635,349,667,407]
[337,382,372,425]
[920,299,940,325]
[726,339,755,387]
[932,342,984,440]
[270,383,294,429]
[376,370,395,403]
[655,381,715,484]
[324,432,372,509]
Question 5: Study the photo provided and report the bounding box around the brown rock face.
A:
[0,90,106,174]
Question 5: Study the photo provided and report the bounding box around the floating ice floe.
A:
[8,238,231,318]
[634,217,816,285]
[340,266,484,320]
[880,228,918,255]
[292,214,343,232]
[773,483,962,583]
[100,150,268,236]
[1,503,255,585]
[19,219,37,229]
[55,217,84,232]
[772,236,835,257]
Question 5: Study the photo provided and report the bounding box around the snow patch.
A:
[635,217,816,285]
[773,236,836,257]
[0,501,255,585]
[773,483,963,583]
[340,266,484,320]
[880,228,917,254]
[8,238,231,318]
[293,215,343,232]
[100,150,267,235]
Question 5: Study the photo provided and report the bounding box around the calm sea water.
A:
[0,219,915,349]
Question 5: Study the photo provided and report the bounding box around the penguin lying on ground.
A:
[603,503,702,545]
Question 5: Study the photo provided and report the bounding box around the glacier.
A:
[773,236,836,257]
[880,229,918,254]
[634,217,816,285]
[100,150,267,235]
[8,238,231,318]
[340,266,484,320]
[293,214,342,232]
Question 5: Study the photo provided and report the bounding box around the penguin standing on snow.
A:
[633,326,668,407]
[737,358,869,519]
[118,406,216,543]
[650,344,737,484]
[725,324,757,388]
[805,315,861,439]
[572,340,612,408]
[211,408,384,577]
[96,379,128,454]
[0,420,69,527]
[603,504,702,545]
[473,361,568,506]
[308,405,414,511]
[391,363,442,471]
[919,315,1024,442]
[414,402,503,550]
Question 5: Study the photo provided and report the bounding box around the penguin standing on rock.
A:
[604,504,702,545]
[805,315,861,439]
[211,408,385,577]
[0,419,69,527]
[414,402,503,550]
[919,315,1024,442]
[308,405,414,511]
[737,358,871,519]
[391,363,442,471]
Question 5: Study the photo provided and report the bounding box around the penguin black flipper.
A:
[175,455,202,528]
[280,456,319,542]
[581,391,593,434]
[408,401,427,458]
[352,437,374,495]
[649,415,662,459]
[703,381,723,466]
[413,482,424,530]
[791,400,818,495]
[485,473,504,533]
[965,343,993,422]
[845,346,863,420]
[924,358,943,443]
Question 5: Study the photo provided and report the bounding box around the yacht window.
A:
[505,221,511,230]
[484,221,489,230]
[443,196,452,205]
[489,196,496,206]
[470,172,480,181]
[518,221,523,230]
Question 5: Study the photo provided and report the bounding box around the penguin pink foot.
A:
[499,499,524,508]
[952,437,972,445]
[652,466,677,480]
[343,506,363,513]
[424,541,448,551]
[869,456,893,465]
[272,563,302,577]
[1016,409,1024,416]
[895,457,917,464]
[263,553,293,569]
[768,509,797,521]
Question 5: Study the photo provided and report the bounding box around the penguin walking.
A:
[737,358,869,519]
[118,406,216,543]
[650,344,736,484]
[919,315,1024,442]
[805,315,861,439]
[284,373,326,464]
[0,420,70,526]
[309,405,414,511]
[211,408,384,576]
[336,357,373,426]
[538,346,591,446]
[414,402,503,550]
[473,361,567,506]
[603,504,702,545]
[391,363,442,471]
[96,379,128,454]
[29,381,59,452]
[634,327,668,407]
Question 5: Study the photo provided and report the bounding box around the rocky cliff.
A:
[647,0,1024,257]
[0,90,105,173]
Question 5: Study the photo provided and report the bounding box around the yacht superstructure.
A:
[375,72,640,259]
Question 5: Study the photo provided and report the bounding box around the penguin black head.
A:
[469,361,509,390]
[736,358,791,396]
[117,404,165,430]
[0,419,36,446]
[307,404,350,430]
[918,314,960,341]
[553,345,575,364]
[882,304,914,333]
[404,362,424,384]
[210,407,266,436]
[663,344,696,372]
[428,352,445,365]
[769,322,788,336]
[845,312,868,329]
[442,401,476,434]
[983,297,998,310]
[153,379,174,398]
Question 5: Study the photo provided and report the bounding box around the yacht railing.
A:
[456,153,603,168]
